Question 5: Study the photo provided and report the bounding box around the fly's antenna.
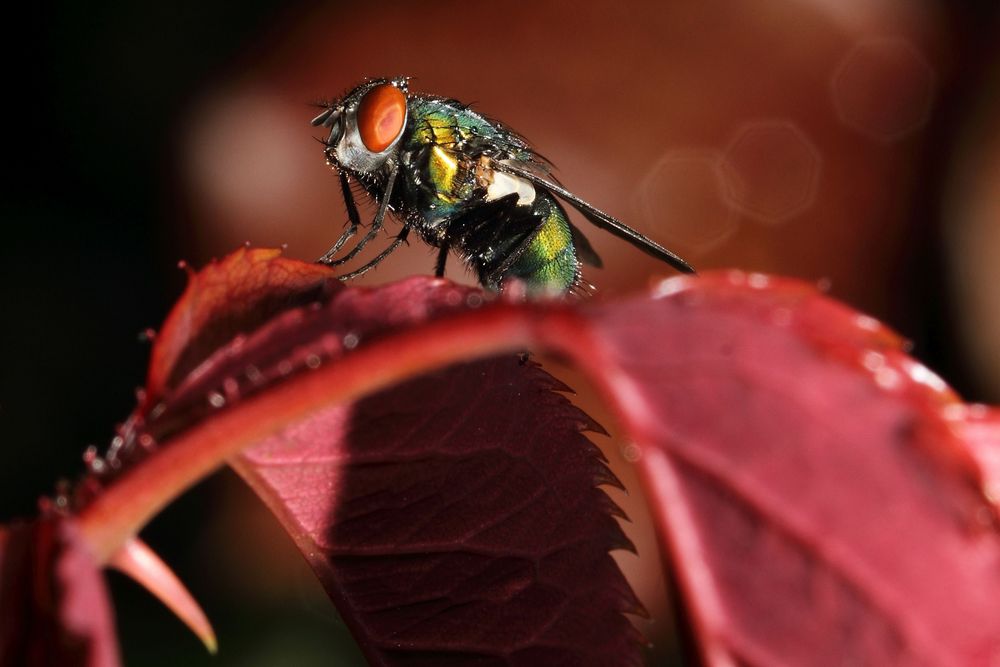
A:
[311,107,339,127]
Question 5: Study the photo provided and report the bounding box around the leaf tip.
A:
[108,538,217,655]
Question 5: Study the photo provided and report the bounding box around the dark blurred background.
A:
[2,1,999,664]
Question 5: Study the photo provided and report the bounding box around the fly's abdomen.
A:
[506,194,580,293]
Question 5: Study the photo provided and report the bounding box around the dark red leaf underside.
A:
[0,519,120,667]
[577,274,1000,667]
[233,358,642,666]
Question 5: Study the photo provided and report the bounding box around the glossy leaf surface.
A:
[580,275,1000,666]
[9,249,1000,666]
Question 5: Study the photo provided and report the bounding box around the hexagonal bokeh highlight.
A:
[631,149,738,253]
[831,36,935,142]
[721,120,822,225]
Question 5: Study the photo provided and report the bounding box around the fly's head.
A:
[312,77,410,176]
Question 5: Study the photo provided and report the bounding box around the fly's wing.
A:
[567,220,603,268]
[490,160,695,274]
[456,128,604,267]
[442,100,680,271]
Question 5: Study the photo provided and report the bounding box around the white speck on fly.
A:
[486,171,535,205]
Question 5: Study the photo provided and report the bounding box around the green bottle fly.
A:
[312,77,693,294]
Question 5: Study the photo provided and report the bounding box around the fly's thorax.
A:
[396,99,538,228]
[409,154,540,230]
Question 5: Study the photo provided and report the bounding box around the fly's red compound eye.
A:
[357,84,407,152]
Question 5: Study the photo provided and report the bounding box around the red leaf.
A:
[573,273,1000,666]
[63,250,1000,665]
[145,246,340,405]
[86,250,644,665]
[0,518,120,667]
[233,358,642,665]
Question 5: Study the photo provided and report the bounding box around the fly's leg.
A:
[320,161,399,267]
[434,244,449,277]
[336,226,411,281]
[318,172,362,264]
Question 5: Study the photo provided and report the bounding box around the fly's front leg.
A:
[337,226,411,281]
[320,162,400,267]
[318,172,363,264]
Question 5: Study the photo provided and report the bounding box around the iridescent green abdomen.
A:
[507,194,579,293]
